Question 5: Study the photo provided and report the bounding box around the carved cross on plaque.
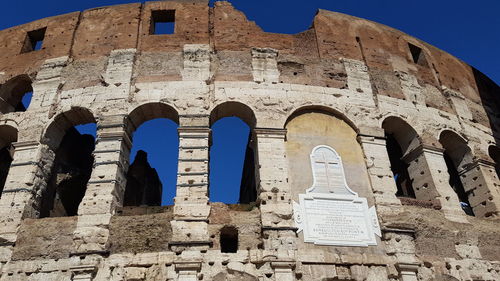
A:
[308,145,356,196]
[293,145,381,247]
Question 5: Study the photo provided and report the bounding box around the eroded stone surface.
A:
[0,1,498,281]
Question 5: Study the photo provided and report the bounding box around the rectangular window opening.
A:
[21,27,46,53]
[151,10,175,35]
[408,42,426,65]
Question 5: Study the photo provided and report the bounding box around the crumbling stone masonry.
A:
[0,1,499,280]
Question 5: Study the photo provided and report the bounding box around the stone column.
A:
[255,128,296,258]
[171,115,211,252]
[358,127,402,213]
[73,114,130,254]
[460,159,500,218]
[384,227,420,281]
[0,140,44,260]
[251,48,279,83]
[403,145,468,223]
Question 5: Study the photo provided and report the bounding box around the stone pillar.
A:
[343,58,373,95]
[0,141,43,252]
[460,159,500,218]
[73,114,130,254]
[181,44,211,81]
[251,48,279,83]
[358,127,401,212]
[403,145,468,223]
[384,227,420,281]
[171,115,211,252]
[255,128,296,258]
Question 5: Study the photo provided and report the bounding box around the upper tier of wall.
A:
[0,0,498,131]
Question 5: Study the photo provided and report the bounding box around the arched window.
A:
[285,108,370,201]
[489,145,500,180]
[219,226,238,253]
[439,130,475,216]
[125,103,179,206]
[209,102,257,204]
[0,125,18,197]
[40,108,96,218]
[0,75,33,113]
[382,117,421,198]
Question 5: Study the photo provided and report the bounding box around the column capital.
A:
[12,140,39,150]
[402,144,444,163]
[396,263,420,273]
[178,126,211,134]
[254,127,287,137]
[174,261,202,272]
[357,126,385,139]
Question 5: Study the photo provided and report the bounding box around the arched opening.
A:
[0,75,33,113]
[382,117,421,198]
[489,145,500,180]
[126,103,179,206]
[209,102,257,204]
[40,108,97,218]
[285,108,372,201]
[439,130,475,216]
[0,125,18,197]
[220,226,238,253]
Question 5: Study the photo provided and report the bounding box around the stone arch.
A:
[285,108,372,201]
[0,124,18,197]
[439,129,475,215]
[209,101,257,203]
[124,102,180,206]
[284,105,359,134]
[382,116,422,198]
[39,107,97,217]
[0,75,33,113]
[382,116,421,155]
[210,101,256,128]
[128,102,179,132]
[439,130,473,171]
[42,107,96,150]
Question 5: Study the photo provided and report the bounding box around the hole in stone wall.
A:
[220,226,238,253]
[125,118,179,206]
[382,117,421,198]
[386,133,415,198]
[408,42,427,66]
[21,27,46,53]
[443,152,474,216]
[40,123,96,218]
[0,75,33,114]
[150,10,175,35]
[17,91,33,112]
[209,117,256,204]
[0,125,18,197]
[439,130,475,216]
[489,145,500,180]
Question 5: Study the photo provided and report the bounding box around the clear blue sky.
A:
[8,0,499,205]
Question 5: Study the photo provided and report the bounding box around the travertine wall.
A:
[0,1,499,280]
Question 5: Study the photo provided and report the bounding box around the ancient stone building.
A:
[0,1,499,280]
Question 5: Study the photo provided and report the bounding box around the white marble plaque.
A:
[294,145,381,247]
